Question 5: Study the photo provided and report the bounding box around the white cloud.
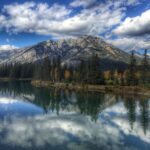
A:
[1,2,71,34]
[126,0,141,6]
[0,100,149,150]
[0,1,125,38]
[70,0,142,8]
[0,45,18,51]
[114,9,150,36]
[107,37,150,51]
[0,15,6,27]
[70,0,96,7]
[0,1,148,51]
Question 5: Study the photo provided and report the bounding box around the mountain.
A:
[0,36,131,68]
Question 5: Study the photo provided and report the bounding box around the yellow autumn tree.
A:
[64,69,71,81]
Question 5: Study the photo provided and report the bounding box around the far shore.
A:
[31,80,150,97]
[0,78,149,97]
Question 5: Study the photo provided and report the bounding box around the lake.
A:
[0,81,149,150]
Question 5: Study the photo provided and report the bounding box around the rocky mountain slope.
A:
[0,36,131,66]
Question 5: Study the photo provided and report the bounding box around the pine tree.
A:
[55,56,61,82]
[89,54,101,84]
[128,50,138,85]
[42,57,51,81]
[141,49,149,84]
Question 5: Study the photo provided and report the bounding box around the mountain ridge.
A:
[0,36,132,66]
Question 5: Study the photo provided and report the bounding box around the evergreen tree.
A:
[89,54,101,84]
[128,50,138,85]
[55,56,61,82]
[42,57,51,81]
[141,49,149,84]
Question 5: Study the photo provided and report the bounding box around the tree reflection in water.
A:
[0,81,149,135]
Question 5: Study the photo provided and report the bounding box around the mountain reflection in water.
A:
[0,81,149,150]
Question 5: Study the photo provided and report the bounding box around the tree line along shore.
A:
[0,49,149,96]
[31,80,150,97]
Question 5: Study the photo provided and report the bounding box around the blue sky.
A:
[0,0,150,53]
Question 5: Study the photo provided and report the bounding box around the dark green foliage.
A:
[0,63,34,79]
[88,54,102,84]
[0,50,149,86]
[141,49,150,84]
[127,50,138,85]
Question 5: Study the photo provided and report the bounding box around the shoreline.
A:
[31,80,150,97]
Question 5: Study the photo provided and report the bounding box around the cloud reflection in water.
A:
[0,99,149,150]
[0,81,149,150]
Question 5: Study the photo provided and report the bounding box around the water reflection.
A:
[0,81,149,150]
[0,97,44,121]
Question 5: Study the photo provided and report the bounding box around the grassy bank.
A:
[31,80,150,97]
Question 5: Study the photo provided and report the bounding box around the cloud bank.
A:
[0,45,18,51]
[114,9,150,36]
[0,101,149,150]
[0,0,149,51]
[0,1,125,37]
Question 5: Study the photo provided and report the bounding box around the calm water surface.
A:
[0,81,149,150]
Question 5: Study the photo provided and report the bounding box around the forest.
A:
[0,49,149,86]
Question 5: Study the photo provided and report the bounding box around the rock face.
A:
[0,36,131,65]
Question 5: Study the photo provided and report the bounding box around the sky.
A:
[0,0,150,54]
